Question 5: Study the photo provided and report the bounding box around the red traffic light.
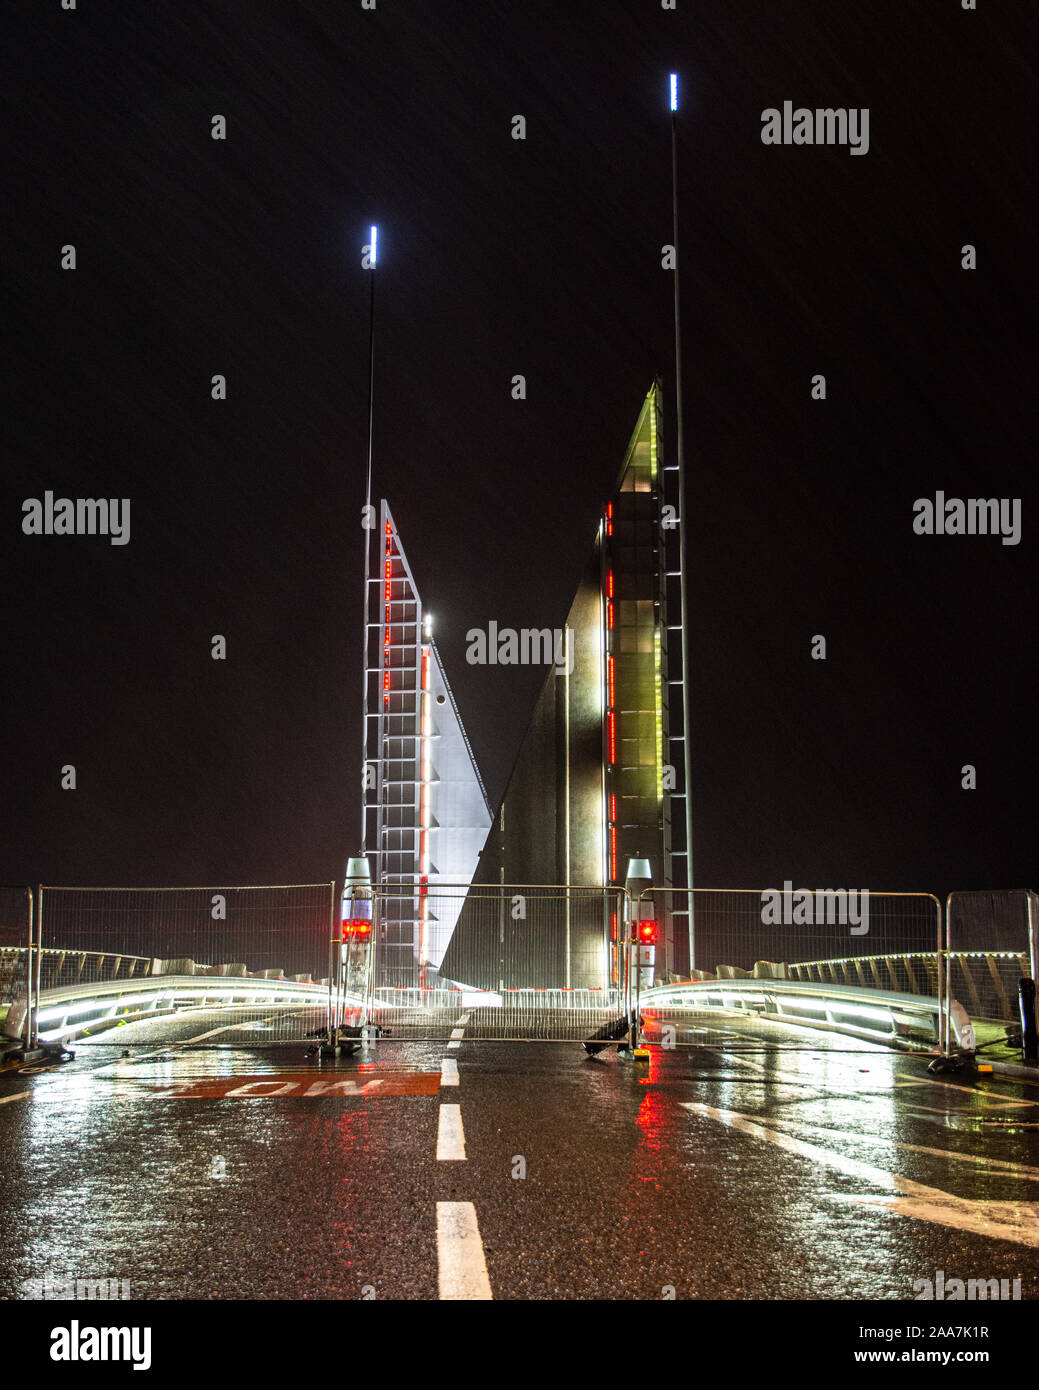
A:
[636,920,657,945]
[342,920,372,940]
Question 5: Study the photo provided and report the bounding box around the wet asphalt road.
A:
[2,1011,1038,1301]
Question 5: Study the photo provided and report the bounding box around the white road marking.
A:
[901,1104,985,1118]
[719,1053,870,1097]
[92,1022,252,1075]
[437,1104,466,1160]
[436,1202,492,1300]
[447,1028,465,1050]
[440,1058,459,1087]
[751,1114,1039,1181]
[223,1080,307,1097]
[712,1051,1036,1113]
[892,1075,1037,1109]
[0,1091,31,1106]
[685,1102,1039,1249]
[456,1013,471,1026]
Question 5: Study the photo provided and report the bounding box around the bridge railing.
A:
[639,976,969,1050]
[4,972,346,1046]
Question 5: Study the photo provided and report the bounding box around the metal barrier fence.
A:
[0,885,33,1045]
[9,879,1034,1055]
[634,887,945,1049]
[368,884,626,1039]
[945,890,1036,1028]
[12,883,339,1046]
[638,887,942,980]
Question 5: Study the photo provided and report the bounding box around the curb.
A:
[984,1058,1039,1083]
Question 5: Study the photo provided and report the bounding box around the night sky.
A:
[4,1,1035,898]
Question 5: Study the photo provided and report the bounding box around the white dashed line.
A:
[437,1104,466,1160]
[436,1201,492,1300]
[440,1058,459,1087]
[0,1091,31,1106]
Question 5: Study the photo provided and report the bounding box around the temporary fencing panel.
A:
[634,887,944,1050]
[945,890,1036,1031]
[26,884,337,1046]
[0,886,33,1046]
[371,884,626,1039]
[24,878,1019,1057]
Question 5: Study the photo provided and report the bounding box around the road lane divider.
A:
[436,1202,492,1300]
[440,1058,459,1087]
[437,1104,466,1160]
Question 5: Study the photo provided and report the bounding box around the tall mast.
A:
[669,76,696,970]
[359,224,377,858]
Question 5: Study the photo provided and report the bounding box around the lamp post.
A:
[359,224,378,861]
[669,75,696,972]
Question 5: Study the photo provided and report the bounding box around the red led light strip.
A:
[383,527,393,703]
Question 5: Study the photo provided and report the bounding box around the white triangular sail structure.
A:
[362,500,492,986]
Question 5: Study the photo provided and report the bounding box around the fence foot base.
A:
[928,1052,974,1074]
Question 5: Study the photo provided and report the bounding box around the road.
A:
[2,1011,1038,1301]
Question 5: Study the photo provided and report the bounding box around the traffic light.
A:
[636,920,657,945]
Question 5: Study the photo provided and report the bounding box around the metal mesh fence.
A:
[946,890,1036,1024]
[0,886,31,1039]
[23,880,1029,1051]
[634,887,944,1049]
[27,883,337,1045]
[643,888,941,982]
[372,884,625,1039]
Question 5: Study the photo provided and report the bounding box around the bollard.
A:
[324,856,374,1055]
[1018,978,1038,1062]
[625,858,654,1055]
